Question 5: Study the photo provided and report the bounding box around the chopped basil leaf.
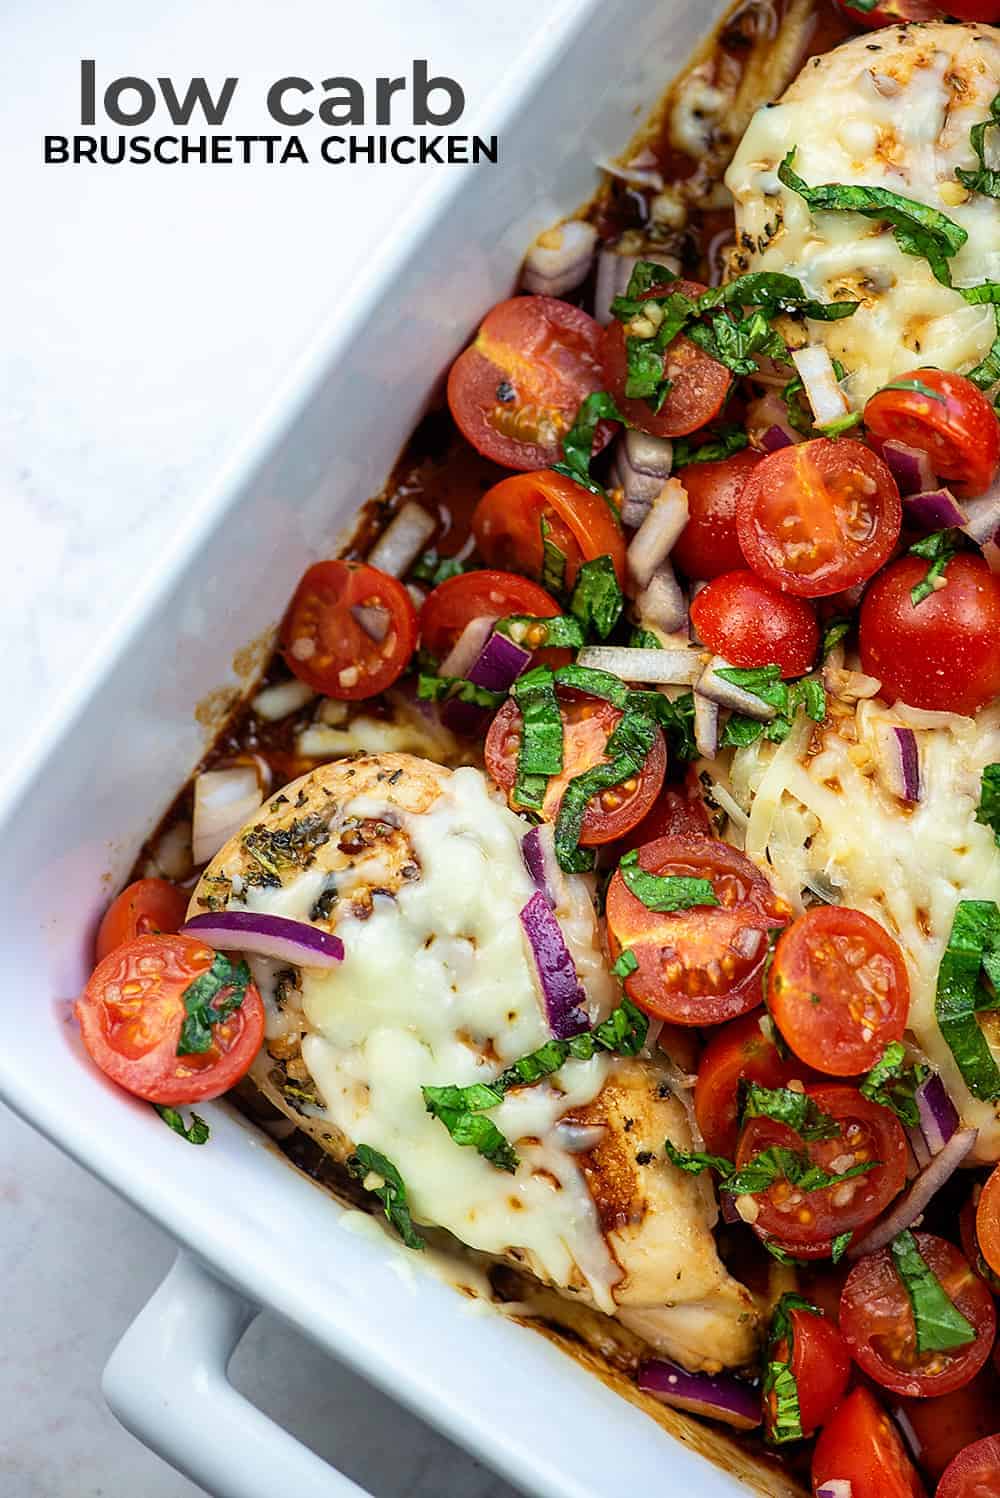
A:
[619,849,720,911]
[879,378,947,404]
[764,1294,820,1444]
[725,1146,877,1198]
[554,707,657,871]
[831,1232,852,1264]
[592,994,649,1055]
[739,1083,839,1141]
[890,1229,976,1353]
[613,258,680,314]
[716,663,788,711]
[154,1104,210,1145]
[553,391,626,497]
[347,1145,426,1250]
[629,627,662,650]
[934,900,1000,1101]
[859,1042,928,1127]
[719,666,824,741]
[417,673,506,708]
[569,555,624,639]
[956,91,1000,200]
[782,374,814,435]
[778,148,968,288]
[687,307,787,377]
[176,953,252,1057]
[700,272,859,324]
[976,765,1000,847]
[629,689,697,760]
[721,714,767,749]
[960,282,1000,390]
[496,614,586,651]
[554,662,630,708]
[512,665,563,811]
[539,514,567,596]
[421,1091,519,1173]
[611,947,639,978]
[663,1139,735,1177]
[822,617,851,659]
[843,0,879,12]
[670,426,748,469]
[409,550,470,586]
[908,529,962,607]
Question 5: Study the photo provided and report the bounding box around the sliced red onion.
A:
[760,424,795,452]
[440,697,491,738]
[638,1360,761,1431]
[521,822,569,912]
[875,723,921,803]
[182,910,345,968]
[906,1123,932,1174]
[192,767,263,866]
[519,891,589,1039]
[521,220,597,297]
[916,1071,960,1155]
[694,692,720,759]
[594,249,679,326]
[251,678,316,721]
[468,631,531,693]
[634,562,688,634]
[576,645,703,685]
[848,1128,977,1258]
[610,430,675,527]
[352,603,390,642]
[882,440,936,496]
[439,615,497,678]
[746,391,802,451]
[791,345,849,428]
[720,1191,742,1225]
[696,657,776,720]
[366,501,436,578]
[903,488,968,532]
[522,825,553,906]
[816,1484,853,1498]
[962,484,1000,546]
[627,478,689,589]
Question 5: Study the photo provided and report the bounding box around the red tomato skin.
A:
[612,770,712,858]
[812,1387,927,1498]
[671,450,760,580]
[894,1364,1000,1484]
[947,0,1000,15]
[472,469,626,589]
[281,560,418,701]
[95,879,189,963]
[599,281,731,439]
[768,906,909,1076]
[76,934,265,1106]
[694,1010,806,1156]
[936,1435,1000,1498]
[419,571,561,660]
[738,439,901,597]
[975,1163,1000,1280]
[860,555,1000,717]
[691,570,819,677]
[841,1235,996,1400]
[447,296,611,471]
[784,1309,851,1438]
[865,370,1000,500]
[833,0,944,27]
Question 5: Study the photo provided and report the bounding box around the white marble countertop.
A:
[2,1,554,1492]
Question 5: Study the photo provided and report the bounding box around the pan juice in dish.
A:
[78,4,1000,1495]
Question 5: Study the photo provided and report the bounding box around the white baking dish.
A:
[0,3,798,1494]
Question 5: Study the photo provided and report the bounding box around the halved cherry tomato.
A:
[95,878,189,963]
[736,1084,909,1250]
[671,449,759,580]
[812,1387,927,1498]
[947,0,1000,15]
[484,693,666,844]
[894,1364,1000,1483]
[613,769,712,858]
[694,1010,806,1156]
[975,1162,1000,1280]
[865,370,1000,500]
[841,1234,996,1399]
[600,280,732,438]
[419,570,563,665]
[76,934,265,1105]
[937,1435,1000,1498]
[472,469,626,590]
[447,295,612,471]
[766,1304,851,1440]
[280,560,418,701]
[767,906,909,1076]
[961,1184,1000,1295]
[737,439,901,597]
[691,570,819,678]
[859,554,1000,717]
[605,834,790,1025]
[833,0,944,28]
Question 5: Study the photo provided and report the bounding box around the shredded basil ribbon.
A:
[890,1230,976,1353]
[570,555,624,639]
[410,550,469,586]
[496,614,586,651]
[663,1139,876,1197]
[347,1144,425,1250]
[976,765,1000,847]
[764,1294,822,1444]
[831,1231,852,1264]
[718,665,826,749]
[934,900,1000,1101]
[555,706,658,871]
[908,528,963,607]
[552,390,626,497]
[618,848,719,912]
[511,665,563,811]
[859,1043,927,1127]
[417,673,505,709]
[539,514,567,596]
[671,426,749,468]
[738,1083,838,1141]
[176,952,251,1056]
[154,1104,210,1145]
[821,618,850,660]
[423,997,648,1171]
[956,90,1000,200]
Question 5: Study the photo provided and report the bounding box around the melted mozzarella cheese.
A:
[275,767,621,1308]
[725,23,1000,403]
[729,703,1000,1160]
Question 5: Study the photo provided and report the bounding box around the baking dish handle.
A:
[103,1251,372,1498]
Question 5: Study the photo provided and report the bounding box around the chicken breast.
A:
[192,752,760,1371]
[725,22,1000,403]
